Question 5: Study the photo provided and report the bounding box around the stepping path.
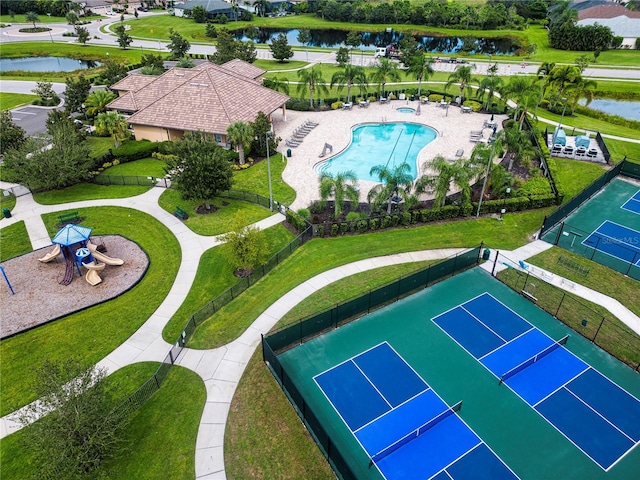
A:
[1,187,638,480]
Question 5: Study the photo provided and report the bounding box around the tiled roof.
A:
[219,58,266,80]
[110,74,158,93]
[577,15,640,37]
[578,4,640,19]
[110,62,289,135]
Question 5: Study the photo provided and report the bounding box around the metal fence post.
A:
[555,293,566,317]
[593,317,605,342]
[492,250,500,277]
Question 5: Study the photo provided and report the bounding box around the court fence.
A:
[539,160,625,237]
[492,252,640,373]
[261,246,483,480]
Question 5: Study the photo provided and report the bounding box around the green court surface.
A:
[542,178,640,280]
[277,267,640,480]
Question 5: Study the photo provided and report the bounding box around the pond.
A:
[233,28,518,55]
[0,57,101,73]
[579,98,640,122]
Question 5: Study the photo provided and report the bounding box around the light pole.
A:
[553,97,568,144]
[266,130,273,211]
[476,141,498,217]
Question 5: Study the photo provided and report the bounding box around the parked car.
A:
[137,6,148,11]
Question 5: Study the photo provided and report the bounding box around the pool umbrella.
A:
[490,113,494,121]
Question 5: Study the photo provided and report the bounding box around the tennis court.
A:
[276,268,640,479]
[541,178,640,278]
[432,293,640,470]
[621,190,640,215]
[314,342,519,480]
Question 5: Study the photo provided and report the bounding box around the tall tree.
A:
[254,0,269,17]
[568,77,598,111]
[500,124,534,171]
[66,11,79,29]
[330,64,368,103]
[270,33,294,62]
[0,109,26,155]
[264,76,289,95]
[370,57,401,98]
[64,74,91,114]
[226,121,254,165]
[13,358,128,479]
[76,25,90,44]
[406,52,434,98]
[345,31,362,63]
[367,162,415,214]
[100,59,128,87]
[32,81,59,106]
[84,89,117,117]
[3,114,92,190]
[546,65,581,109]
[445,64,478,104]
[477,72,503,110]
[319,171,360,216]
[297,65,328,108]
[415,156,482,208]
[114,24,133,49]
[168,28,191,58]
[94,111,129,147]
[164,131,234,210]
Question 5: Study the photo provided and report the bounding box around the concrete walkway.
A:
[1,187,639,480]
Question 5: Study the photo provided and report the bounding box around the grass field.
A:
[553,158,607,201]
[101,158,167,177]
[33,183,152,204]
[0,221,31,262]
[0,92,36,109]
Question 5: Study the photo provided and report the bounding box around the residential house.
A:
[574,2,640,48]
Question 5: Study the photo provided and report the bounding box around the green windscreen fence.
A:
[621,158,640,179]
[540,161,624,236]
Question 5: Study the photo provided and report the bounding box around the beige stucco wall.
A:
[132,124,229,145]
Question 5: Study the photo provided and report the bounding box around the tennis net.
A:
[370,401,462,464]
[499,335,569,384]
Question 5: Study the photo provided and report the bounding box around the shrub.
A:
[285,98,313,111]
[391,214,400,226]
[463,100,482,112]
[382,215,392,228]
[357,220,368,233]
[411,210,421,224]
[309,200,325,214]
[110,139,162,163]
[331,101,343,110]
[345,212,360,222]
[370,218,379,230]
[340,222,348,234]
[517,176,551,196]
[401,212,411,226]
[316,224,324,237]
[297,208,310,221]
[429,94,443,102]
[330,223,339,237]
[285,210,307,232]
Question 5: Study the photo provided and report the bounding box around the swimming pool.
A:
[397,107,416,113]
[317,122,437,182]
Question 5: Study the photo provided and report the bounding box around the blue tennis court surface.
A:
[432,293,640,470]
[621,190,640,215]
[582,220,640,265]
[314,342,519,480]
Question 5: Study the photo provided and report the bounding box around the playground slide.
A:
[90,250,124,266]
[38,244,61,263]
[83,261,106,286]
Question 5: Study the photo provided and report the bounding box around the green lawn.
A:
[0,363,205,480]
[553,158,607,201]
[232,155,296,206]
[157,188,273,236]
[88,135,117,159]
[101,157,167,177]
[188,207,551,349]
[33,183,151,204]
[0,207,181,416]
[602,138,640,162]
[0,92,37,109]
[0,191,16,212]
[162,224,295,342]
[0,221,31,261]
[533,109,640,140]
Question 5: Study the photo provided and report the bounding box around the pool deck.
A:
[272,100,507,210]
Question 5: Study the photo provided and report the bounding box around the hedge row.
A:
[313,194,558,237]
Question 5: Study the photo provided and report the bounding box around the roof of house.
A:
[569,0,612,12]
[108,61,289,135]
[578,4,640,20]
[577,15,640,37]
[173,0,233,11]
[219,58,266,79]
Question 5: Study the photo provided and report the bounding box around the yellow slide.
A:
[38,244,61,263]
[83,261,106,286]
[87,241,124,266]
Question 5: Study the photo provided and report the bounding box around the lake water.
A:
[233,28,518,55]
[0,57,101,72]
[580,98,640,122]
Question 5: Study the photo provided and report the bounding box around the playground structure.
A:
[38,224,125,286]
[0,265,14,294]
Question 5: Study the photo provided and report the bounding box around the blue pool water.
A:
[317,122,437,182]
[397,107,416,114]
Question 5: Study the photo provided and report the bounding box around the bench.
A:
[557,256,590,276]
[174,206,189,220]
[58,211,80,224]
[561,278,577,290]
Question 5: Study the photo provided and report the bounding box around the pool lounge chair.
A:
[380,97,388,104]
[286,139,301,148]
[342,102,353,110]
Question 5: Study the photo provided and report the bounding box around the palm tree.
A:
[330,64,368,104]
[567,77,597,111]
[265,76,290,95]
[406,53,434,98]
[546,65,581,109]
[370,57,401,98]
[84,89,116,117]
[501,76,540,128]
[536,61,556,77]
[296,65,328,109]
[319,171,360,216]
[415,156,482,208]
[367,162,415,214]
[226,121,254,165]
[477,74,503,111]
[445,64,478,104]
[25,11,40,29]
[94,111,129,147]
[254,0,269,17]
[500,124,534,171]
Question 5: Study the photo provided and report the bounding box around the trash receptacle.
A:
[2,208,11,219]
[482,248,490,261]
[286,148,292,158]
